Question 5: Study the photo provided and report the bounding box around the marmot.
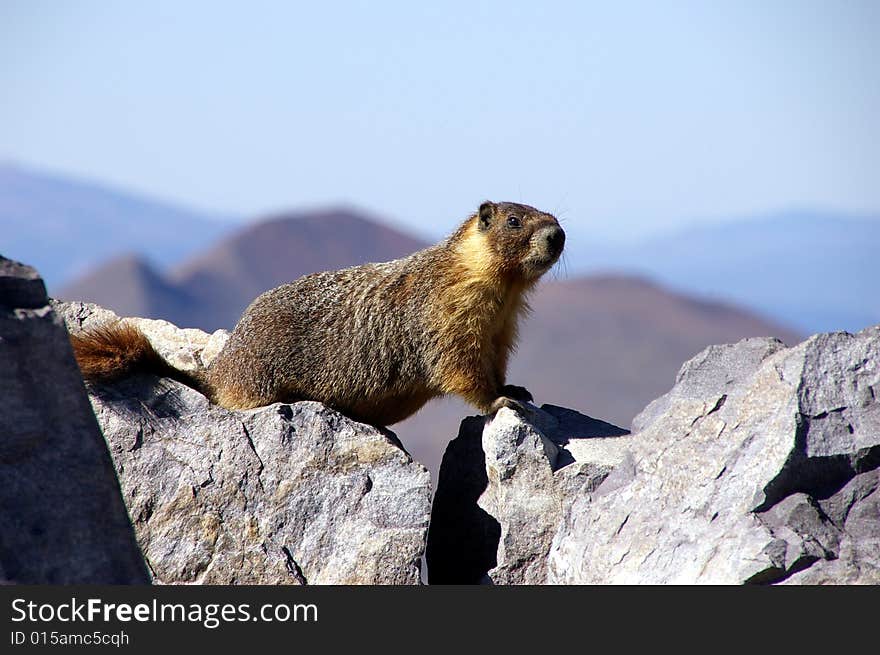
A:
[71,201,565,426]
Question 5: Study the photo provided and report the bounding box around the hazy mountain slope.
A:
[0,162,233,290]
[167,209,429,329]
[396,275,803,481]
[57,254,197,321]
[57,208,429,330]
[573,211,880,334]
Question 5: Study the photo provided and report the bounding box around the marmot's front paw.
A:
[489,395,536,420]
[499,384,533,403]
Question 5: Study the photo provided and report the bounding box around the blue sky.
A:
[2,0,878,241]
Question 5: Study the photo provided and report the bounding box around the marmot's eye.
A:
[507,215,522,228]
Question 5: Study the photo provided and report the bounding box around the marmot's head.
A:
[476,201,565,280]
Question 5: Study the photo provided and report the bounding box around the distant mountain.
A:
[572,210,880,334]
[0,162,233,290]
[57,208,430,330]
[59,254,195,321]
[396,275,803,480]
[168,209,430,329]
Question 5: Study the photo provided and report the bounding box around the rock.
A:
[426,405,629,584]
[781,469,880,584]
[41,291,879,585]
[0,257,47,309]
[56,301,432,584]
[56,300,230,372]
[430,329,880,584]
[548,329,880,584]
[0,257,149,583]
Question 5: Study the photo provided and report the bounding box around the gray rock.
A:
[0,257,48,309]
[55,300,230,372]
[58,301,432,584]
[426,404,629,584]
[0,257,149,583]
[548,328,880,584]
[783,469,880,584]
[431,328,879,584]
[45,291,878,585]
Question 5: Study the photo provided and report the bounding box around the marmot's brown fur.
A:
[70,201,565,426]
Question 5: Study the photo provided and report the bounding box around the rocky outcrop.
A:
[427,406,629,583]
[0,257,149,583]
[56,301,432,584]
[429,329,880,584]
[11,257,876,585]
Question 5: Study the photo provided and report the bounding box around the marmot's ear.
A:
[479,201,495,229]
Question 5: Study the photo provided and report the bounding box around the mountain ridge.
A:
[572,209,880,333]
[0,162,235,291]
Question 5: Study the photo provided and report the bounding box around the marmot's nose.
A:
[545,225,565,255]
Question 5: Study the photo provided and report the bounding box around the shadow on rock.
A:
[426,416,501,584]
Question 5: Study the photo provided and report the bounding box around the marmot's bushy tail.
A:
[70,322,211,397]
